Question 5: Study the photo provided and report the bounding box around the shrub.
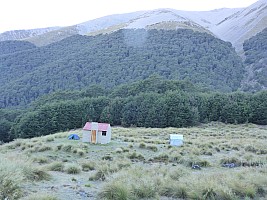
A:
[99,181,133,200]
[168,168,189,181]
[21,193,58,200]
[115,148,123,153]
[45,137,55,142]
[38,145,52,152]
[77,149,85,156]
[245,145,258,153]
[128,152,145,161]
[47,162,64,172]
[146,145,158,152]
[65,164,81,174]
[0,163,23,200]
[81,162,95,171]
[89,163,119,181]
[151,154,169,163]
[62,145,73,152]
[160,180,188,199]
[220,157,241,166]
[139,142,146,148]
[22,166,51,181]
[55,144,63,151]
[102,155,113,161]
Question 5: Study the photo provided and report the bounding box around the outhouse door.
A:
[91,130,96,144]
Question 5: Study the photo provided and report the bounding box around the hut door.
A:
[91,130,96,144]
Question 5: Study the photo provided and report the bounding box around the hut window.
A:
[102,131,107,136]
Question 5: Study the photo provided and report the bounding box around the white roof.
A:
[170,134,183,140]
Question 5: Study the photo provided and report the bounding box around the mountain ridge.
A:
[0,0,265,53]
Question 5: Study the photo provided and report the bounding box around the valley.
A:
[1,123,266,199]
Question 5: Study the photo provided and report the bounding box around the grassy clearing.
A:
[0,122,266,199]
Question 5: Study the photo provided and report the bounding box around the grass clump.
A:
[89,162,120,181]
[22,165,51,181]
[139,142,146,148]
[150,153,169,163]
[160,180,188,199]
[32,156,49,164]
[99,181,134,200]
[146,145,158,152]
[65,163,81,174]
[45,136,55,142]
[61,144,73,152]
[115,147,123,153]
[102,154,113,161]
[0,158,23,200]
[21,193,58,200]
[81,161,95,171]
[38,145,52,152]
[46,161,64,172]
[128,152,145,161]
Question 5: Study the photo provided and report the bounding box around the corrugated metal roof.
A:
[170,134,183,140]
[83,122,110,131]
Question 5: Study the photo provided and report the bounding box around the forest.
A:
[0,28,266,143]
[1,76,266,142]
[0,29,244,108]
[242,28,267,91]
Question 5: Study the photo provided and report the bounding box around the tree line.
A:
[1,77,266,142]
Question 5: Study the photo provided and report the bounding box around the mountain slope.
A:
[0,29,244,108]
[24,12,145,46]
[0,0,265,52]
[0,40,36,56]
[241,28,267,91]
[0,27,60,41]
[210,0,267,53]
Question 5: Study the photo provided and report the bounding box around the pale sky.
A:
[0,0,259,33]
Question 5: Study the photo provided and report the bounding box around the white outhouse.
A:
[82,122,111,144]
[169,134,183,146]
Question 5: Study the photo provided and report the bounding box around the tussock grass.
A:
[80,161,95,171]
[1,123,266,199]
[64,163,81,174]
[21,193,58,200]
[38,145,52,152]
[46,161,65,172]
[89,165,118,181]
[0,157,23,200]
[32,156,49,164]
[0,155,51,199]
[61,144,73,152]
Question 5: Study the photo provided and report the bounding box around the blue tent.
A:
[68,134,80,140]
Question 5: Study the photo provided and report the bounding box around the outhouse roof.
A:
[83,122,110,131]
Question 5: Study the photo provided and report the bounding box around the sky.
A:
[0,0,259,33]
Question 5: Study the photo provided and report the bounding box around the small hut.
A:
[82,122,111,144]
[169,134,183,146]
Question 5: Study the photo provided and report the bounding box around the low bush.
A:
[98,181,133,200]
[65,164,81,174]
[38,145,52,152]
[89,162,119,181]
[62,144,73,152]
[81,161,95,171]
[0,159,23,200]
[146,145,158,152]
[128,152,145,161]
[47,162,64,172]
[21,193,58,200]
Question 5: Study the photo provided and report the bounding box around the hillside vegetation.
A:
[1,77,266,142]
[0,40,36,56]
[0,123,266,199]
[0,29,244,108]
[242,28,267,91]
